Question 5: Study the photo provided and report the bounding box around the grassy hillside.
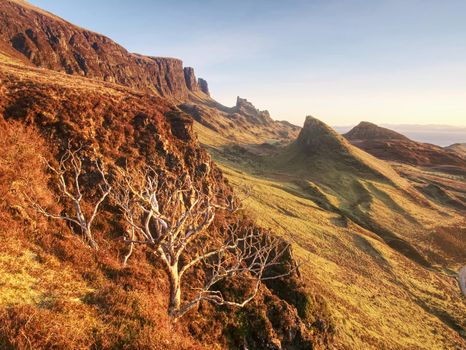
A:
[194,118,466,349]
[0,1,464,347]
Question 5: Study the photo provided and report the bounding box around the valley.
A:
[192,106,466,349]
[0,0,464,349]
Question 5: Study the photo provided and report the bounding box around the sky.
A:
[30,0,466,128]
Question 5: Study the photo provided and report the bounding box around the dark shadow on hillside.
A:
[366,182,420,224]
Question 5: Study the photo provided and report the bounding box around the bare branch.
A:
[112,166,296,319]
[28,148,110,250]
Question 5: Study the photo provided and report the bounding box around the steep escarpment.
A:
[198,78,210,96]
[0,0,209,100]
[183,67,199,92]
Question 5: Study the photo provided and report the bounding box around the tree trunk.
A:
[168,263,181,317]
[83,226,98,250]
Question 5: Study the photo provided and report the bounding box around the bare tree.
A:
[174,224,295,318]
[112,167,295,318]
[28,148,111,249]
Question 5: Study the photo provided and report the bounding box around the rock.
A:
[183,67,199,92]
[234,96,273,125]
[198,78,210,96]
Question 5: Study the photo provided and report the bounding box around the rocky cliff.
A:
[183,67,199,92]
[0,0,209,100]
[198,78,210,96]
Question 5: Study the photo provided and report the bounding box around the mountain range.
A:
[0,1,464,349]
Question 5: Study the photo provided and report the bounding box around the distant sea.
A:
[333,124,466,147]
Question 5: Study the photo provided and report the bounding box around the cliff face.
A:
[183,67,199,92]
[0,0,209,100]
[198,78,210,96]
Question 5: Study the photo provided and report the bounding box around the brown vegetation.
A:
[1,1,464,349]
[0,52,323,349]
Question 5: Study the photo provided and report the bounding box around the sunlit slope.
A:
[268,117,462,268]
[196,116,466,349]
[220,164,465,350]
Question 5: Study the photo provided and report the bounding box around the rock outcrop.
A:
[183,67,199,92]
[233,96,274,125]
[198,78,210,96]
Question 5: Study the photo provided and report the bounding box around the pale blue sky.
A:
[30,0,466,127]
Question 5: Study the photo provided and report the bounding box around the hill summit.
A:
[295,116,350,154]
[345,121,408,141]
[344,121,466,171]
